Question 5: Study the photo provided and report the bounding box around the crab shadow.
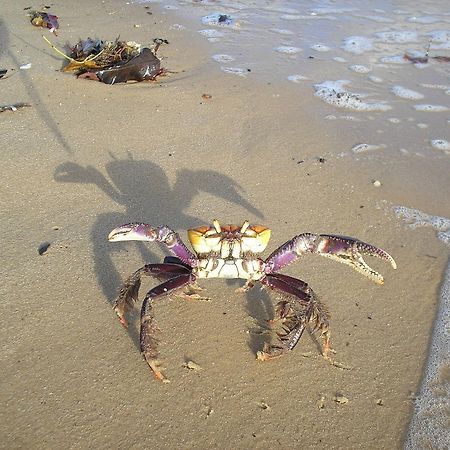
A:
[54,153,273,351]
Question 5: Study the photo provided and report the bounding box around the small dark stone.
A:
[38,242,51,255]
[318,157,326,163]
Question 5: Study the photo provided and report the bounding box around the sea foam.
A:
[314,80,392,111]
[430,139,450,151]
[391,86,424,100]
[341,36,374,54]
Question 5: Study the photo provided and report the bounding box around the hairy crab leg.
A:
[114,263,192,328]
[257,273,331,360]
[265,233,397,284]
[108,223,197,267]
[140,273,195,382]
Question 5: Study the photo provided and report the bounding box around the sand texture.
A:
[1,1,450,449]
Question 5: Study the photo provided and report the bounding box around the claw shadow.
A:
[244,287,275,354]
[54,152,264,348]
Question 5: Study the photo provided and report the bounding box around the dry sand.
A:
[1,1,449,449]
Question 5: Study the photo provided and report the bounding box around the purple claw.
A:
[108,223,196,266]
[265,233,396,284]
[317,234,397,284]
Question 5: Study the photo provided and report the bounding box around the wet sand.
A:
[1,0,449,449]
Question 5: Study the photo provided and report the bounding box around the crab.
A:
[108,220,396,381]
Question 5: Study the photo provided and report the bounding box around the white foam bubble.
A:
[287,74,308,82]
[212,54,235,63]
[275,46,302,54]
[170,24,185,30]
[379,55,408,64]
[349,64,371,74]
[352,143,386,153]
[311,44,330,52]
[420,83,450,90]
[368,75,383,83]
[430,41,450,50]
[269,28,294,35]
[430,139,450,150]
[408,16,441,24]
[342,36,374,54]
[202,13,236,27]
[314,80,392,111]
[391,85,424,100]
[221,67,247,76]
[353,14,395,23]
[263,6,299,14]
[388,117,401,123]
[427,30,450,43]
[311,7,356,15]
[375,30,418,43]
[417,123,428,129]
[414,104,449,112]
[325,114,362,121]
[279,14,303,20]
[198,29,224,38]
[333,56,347,63]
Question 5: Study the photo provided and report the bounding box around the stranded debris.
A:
[45,36,168,84]
[29,11,59,33]
[0,102,31,113]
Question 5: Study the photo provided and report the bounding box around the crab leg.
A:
[114,263,192,328]
[257,273,331,360]
[108,223,197,267]
[140,273,195,382]
[265,233,396,284]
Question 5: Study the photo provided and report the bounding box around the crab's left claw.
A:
[108,223,197,267]
[317,235,397,284]
[108,223,159,242]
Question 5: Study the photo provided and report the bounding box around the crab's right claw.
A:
[108,223,159,242]
[318,235,397,284]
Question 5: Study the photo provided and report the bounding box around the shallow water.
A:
[140,0,450,161]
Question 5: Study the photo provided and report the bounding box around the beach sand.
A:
[1,1,449,448]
